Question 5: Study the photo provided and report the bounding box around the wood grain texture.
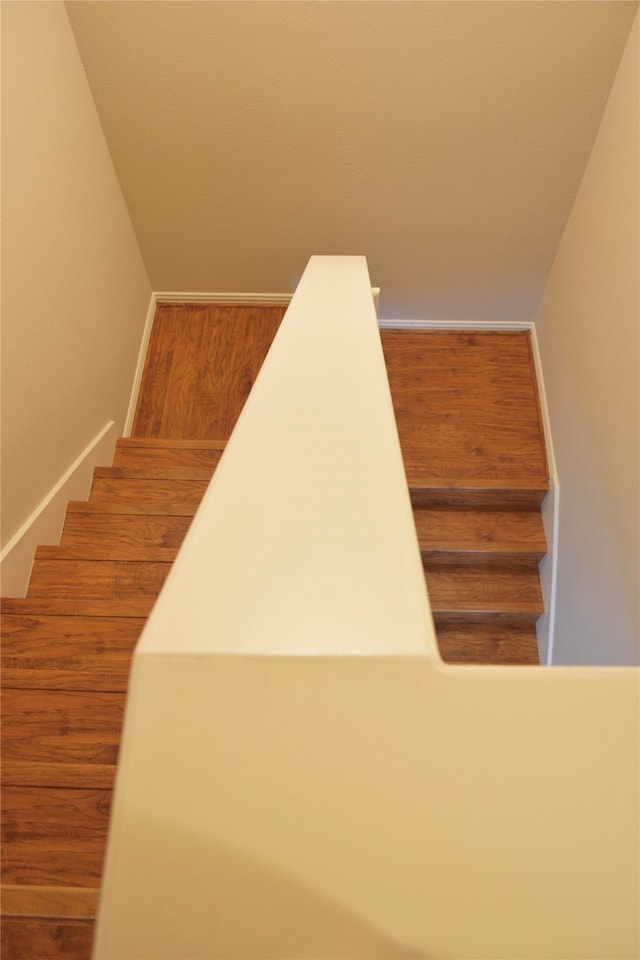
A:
[1,597,155,618]
[113,438,226,470]
[87,476,209,506]
[27,559,172,599]
[1,917,95,960]
[381,330,549,488]
[2,787,111,886]
[131,303,285,438]
[1,884,99,919]
[2,689,125,767]
[414,507,546,565]
[60,513,192,553]
[436,624,540,664]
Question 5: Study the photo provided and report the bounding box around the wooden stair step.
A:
[1,597,155,618]
[2,786,111,887]
[2,689,125,768]
[414,506,546,564]
[381,330,549,489]
[1,614,141,691]
[35,542,179,562]
[425,564,543,623]
[93,465,215,481]
[435,623,540,664]
[60,512,191,551]
[410,479,548,508]
[2,761,117,791]
[87,476,209,507]
[0,916,96,960]
[1,883,99,919]
[113,437,226,470]
[66,498,199,517]
[27,559,172,600]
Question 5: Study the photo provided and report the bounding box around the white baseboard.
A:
[124,293,158,437]
[154,291,293,304]
[378,318,533,330]
[529,325,559,666]
[0,421,118,597]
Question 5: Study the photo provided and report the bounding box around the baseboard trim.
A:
[154,291,293,305]
[124,292,158,436]
[0,422,117,597]
[529,324,559,666]
[378,319,533,330]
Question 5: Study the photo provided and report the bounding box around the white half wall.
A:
[534,12,639,665]
[1,2,152,567]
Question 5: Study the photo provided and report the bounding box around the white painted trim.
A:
[529,324,560,667]
[124,292,158,436]
[378,318,533,330]
[0,421,117,597]
[154,291,293,304]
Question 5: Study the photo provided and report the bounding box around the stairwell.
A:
[1,305,549,959]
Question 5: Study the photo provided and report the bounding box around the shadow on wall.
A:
[96,807,430,960]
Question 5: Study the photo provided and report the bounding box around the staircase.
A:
[1,306,549,958]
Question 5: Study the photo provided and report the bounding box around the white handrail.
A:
[135,255,436,658]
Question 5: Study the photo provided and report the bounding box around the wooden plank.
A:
[60,513,191,551]
[2,689,125,765]
[1,613,144,660]
[1,786,111,886]
[113,440,225,470]
[87,477,209,506]
[409,480,548,508]
[66,499,199,517]
[93,466,215,481]
[0,916,95,960]
[27,560,171,599]
[1,598,154,618]
[2,761,116,790]
[131,303,285,438]
[1,884,99,919]
[35,543,179,563]
[414,507,546,564]
[382,330,549,489]
[436,623,540,664]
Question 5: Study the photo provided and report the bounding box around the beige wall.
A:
[535,13,639,664]
[1,1,151,550]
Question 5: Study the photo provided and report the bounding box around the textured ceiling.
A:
[65,1,638,319]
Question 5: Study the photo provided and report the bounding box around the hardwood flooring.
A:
[131,303,286,439]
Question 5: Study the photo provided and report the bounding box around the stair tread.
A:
[93,466,215,480]
[414,507,545,554]
[1,614,140,692]
[60,512,191,548]
[1,785,111,887]
[1,883,100,919]
[425,565,543,605]
[435,623,540,664]
[113,438,226,471]
[27,559,172,599]
[1,597,155,618]
[116,438,227,449]
[0,916,96,959]
[35,543,179,562]
[87,477,209,507]
[2,688,125,767]
[67,499,199,516]
[2,760,117,790]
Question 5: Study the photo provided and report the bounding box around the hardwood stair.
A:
[1,441,223,960]
[1,312,551,958]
